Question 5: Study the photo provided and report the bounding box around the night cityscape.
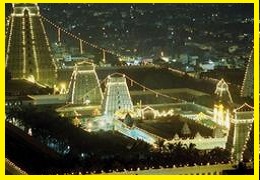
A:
[5,3,254,175]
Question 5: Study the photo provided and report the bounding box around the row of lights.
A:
[65,70,252,163]
[240,50,253,96]
[7,9,56,84]
[71,70,77,104]
[236,122,253,163]
[105,72,186,103]
[54,161,231,175]
[28,16,40,81]
[234,102,254,112]
[67,63,104,103]
[5,15,15,67]
[39,16,58,70]
[5,158,27,175]
[22,17,26,76]
[41,15,128,59]
[193,116,216,130]
[167,135,226,147]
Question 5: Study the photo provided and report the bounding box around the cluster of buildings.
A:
[5,3,254,174]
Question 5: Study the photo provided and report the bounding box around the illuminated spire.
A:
[12,4,40,16]
[213,79,232,128]
[214,78,233,104]
[67,61,103,105]
[102,74,134,122]
[241,50,254,98]
[6,3,56,86]
[226,102,253,164]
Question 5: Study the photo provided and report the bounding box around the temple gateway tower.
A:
[5,3,56,86]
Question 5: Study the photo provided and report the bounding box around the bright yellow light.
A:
[59,83,66,94]
[60,83,66,89]
[27,75,35,83]
[213,103,230,129]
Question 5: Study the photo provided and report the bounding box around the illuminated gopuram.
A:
[67,61,103,105]
[213,79,233,128]
[102,75,133,121]
[5,4,56,86]
[241,50,254,98]
[226,103,254,163]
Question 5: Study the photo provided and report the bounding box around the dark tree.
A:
[5,68,12,82]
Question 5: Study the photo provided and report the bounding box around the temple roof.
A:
[234,103,254,112]
[13,3,38,8]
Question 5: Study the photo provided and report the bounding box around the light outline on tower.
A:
[214,78,233,103]
[240,50,254,98]
[213,79,233,128]
[67,61,103,105]
[102,74,134,122]
[6,3,57,86]
[226,103,254,163]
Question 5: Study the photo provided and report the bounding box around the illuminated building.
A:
[213,104,230,129]
[241,50,254,98]
[214,78,233,103]
[102,75,133,122]
[213,79,233,128]
[5,3,56,86]
[226,103,253,163]
[67,61,103,105]
[181,122,191,136]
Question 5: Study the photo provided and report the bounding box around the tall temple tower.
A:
[241,50,254,98]
[5,4,56,86]
[226,103,254,163]
[67,61,103,105]
[102,75,134,122]
[213,79,233,128]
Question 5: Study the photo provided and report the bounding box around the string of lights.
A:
[5,158,27,175]
[5,15,14,67]
[73,72,186,104]
[240,49,254,97]
[40,15,128,59]
[110,73,186,103]
[234,103,254,112]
